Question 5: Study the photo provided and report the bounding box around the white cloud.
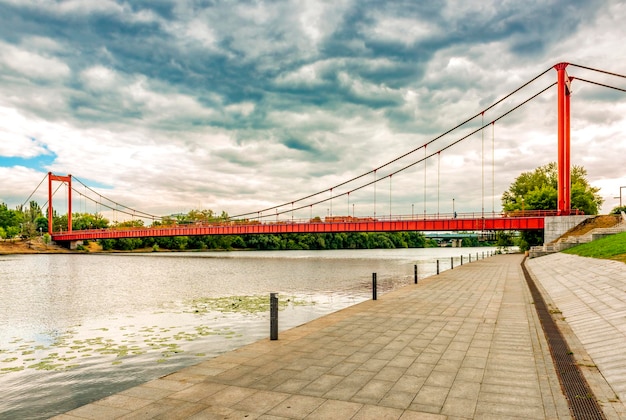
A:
[370,16,438,45]
[0,41,70,82]
[80,66,118,92]
[0,107,50,158]
[124,77,215,123]
[50,0,124,15]
[275,62,327,88]
[298,0,352,46]
[184,18,218,49]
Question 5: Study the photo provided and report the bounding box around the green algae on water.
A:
[187,294,312,315]
[0,320,242,373]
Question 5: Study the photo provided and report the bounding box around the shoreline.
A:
[0,238,70,254]
[0,238,470,256]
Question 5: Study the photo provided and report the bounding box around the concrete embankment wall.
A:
[543,215,591,244]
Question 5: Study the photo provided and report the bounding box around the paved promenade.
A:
[52,253,625,419]
[527,253,626,418]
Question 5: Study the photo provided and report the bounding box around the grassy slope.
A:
[562,231,626,263]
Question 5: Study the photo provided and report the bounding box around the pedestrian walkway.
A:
[527,253,626,418]
[53,254,574,419]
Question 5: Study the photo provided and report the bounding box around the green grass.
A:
[562,232,626,263]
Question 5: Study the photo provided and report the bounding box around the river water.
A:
[0,247,495,419]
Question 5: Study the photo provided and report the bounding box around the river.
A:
[0,247,496,419]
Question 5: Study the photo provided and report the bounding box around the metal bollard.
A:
[469,253,471,262]
[451,256,454,270]
[436,260,440,275]
[414,264,418,284]
[461,255,463,266]
[372,273,377,300]
[270,293,278,340]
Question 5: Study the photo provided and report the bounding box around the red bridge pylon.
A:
[48,172,72,235]
[554,62,572,215]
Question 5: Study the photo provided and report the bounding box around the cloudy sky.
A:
[1,0,625,223]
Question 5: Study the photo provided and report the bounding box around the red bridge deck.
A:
[51,214,547,242]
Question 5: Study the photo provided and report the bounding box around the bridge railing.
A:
[49,209,576,235]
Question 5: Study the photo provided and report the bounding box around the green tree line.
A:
[0,201,109,240]
[98,231,444,251]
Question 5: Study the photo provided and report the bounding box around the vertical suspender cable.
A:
[481,112,485,219]
[423,146,427,217]
[437,152,440,217]
[374,170,377,218]
[64,183,68,229]
[389,175,392,218]
[330,189,333,217]
[492,122,495,215]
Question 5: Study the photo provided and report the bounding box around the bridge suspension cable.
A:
[20,172,48,210]
[258,81,557,219]
[68,186,156,222]
[569,63,626,80]
[231,66,555,220]
[236,65,622,221]
[40,182,64,210]
[71,176,163,221]
[573,78,626,93]
[567,63,626,92]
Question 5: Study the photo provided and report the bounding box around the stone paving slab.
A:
[53,254,572,419]
[527,253,626,418]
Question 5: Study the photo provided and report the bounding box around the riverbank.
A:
[0,239,222,254]
[0,237,69,254]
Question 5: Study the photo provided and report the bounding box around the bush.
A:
[611,206,626,215]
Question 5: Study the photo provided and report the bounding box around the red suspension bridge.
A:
[27,62,624,244]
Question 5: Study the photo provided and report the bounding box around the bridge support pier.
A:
[68,240,84,250]
[543,215,591,244]
[54,240,84,250]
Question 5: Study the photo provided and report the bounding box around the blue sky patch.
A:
[0,155,55,172]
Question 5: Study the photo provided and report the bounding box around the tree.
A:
[35,217,48,233]
[72,213,109,230]
[610,206,626,215]
[502,163,604,250]
[502,162,603,215]
[0,202,24,232]
[113,219,144,228]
